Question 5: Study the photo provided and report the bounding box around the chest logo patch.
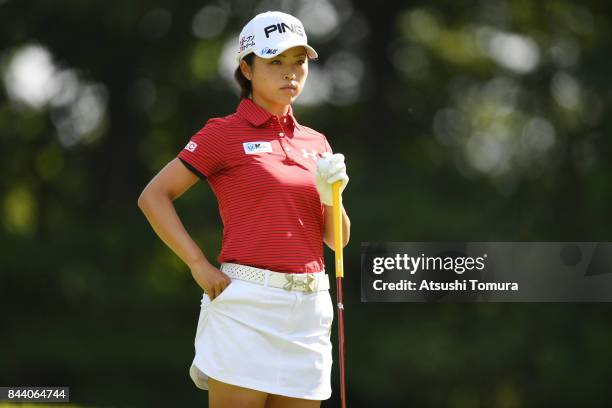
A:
[243,141,273,154]
[302,148,319,161]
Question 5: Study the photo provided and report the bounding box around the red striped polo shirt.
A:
[177,97,333,273]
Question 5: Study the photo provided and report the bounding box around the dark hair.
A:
[234,53,255,99]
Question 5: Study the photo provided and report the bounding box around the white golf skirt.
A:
[188,267,334,400]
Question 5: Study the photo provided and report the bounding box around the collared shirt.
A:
[177,98,333,273]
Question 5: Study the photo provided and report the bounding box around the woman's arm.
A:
[137,158,230,299]
[323,204,350,250]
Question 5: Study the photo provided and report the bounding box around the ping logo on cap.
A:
[264,22,304,38]
[243,141,273,154]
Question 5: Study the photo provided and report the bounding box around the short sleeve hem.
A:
[177,120,226,177]
[178,157,206,180]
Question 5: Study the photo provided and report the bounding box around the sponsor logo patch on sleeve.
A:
[185,141,198,152]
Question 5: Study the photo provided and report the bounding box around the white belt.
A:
[220,263,330,293]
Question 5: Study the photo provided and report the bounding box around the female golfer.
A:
[138,10,350,408]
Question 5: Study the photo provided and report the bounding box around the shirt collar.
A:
[236,98,302,131]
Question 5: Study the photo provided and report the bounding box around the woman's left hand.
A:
[315,152,349,206]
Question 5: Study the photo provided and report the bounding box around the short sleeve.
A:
[177,121,225,179]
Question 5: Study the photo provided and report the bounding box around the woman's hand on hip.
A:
[190,260,231,300]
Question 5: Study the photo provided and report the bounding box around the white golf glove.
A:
[315,152,349,206]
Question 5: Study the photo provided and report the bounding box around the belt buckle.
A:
[283,273,316,293]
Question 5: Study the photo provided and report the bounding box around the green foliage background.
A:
[2,0,611,407]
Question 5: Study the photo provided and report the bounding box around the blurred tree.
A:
[1,0,612,407]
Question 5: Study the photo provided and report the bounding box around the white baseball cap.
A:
[236,11,318,64]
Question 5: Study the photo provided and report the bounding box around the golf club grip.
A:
[332,181,344,278]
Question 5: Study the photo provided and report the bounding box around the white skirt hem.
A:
[189,360,332,400]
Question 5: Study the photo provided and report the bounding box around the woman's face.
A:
[242,46,309,108]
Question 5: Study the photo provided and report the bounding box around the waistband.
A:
[220,262,330,293]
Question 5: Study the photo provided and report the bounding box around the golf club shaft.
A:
[332,181,347,408]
